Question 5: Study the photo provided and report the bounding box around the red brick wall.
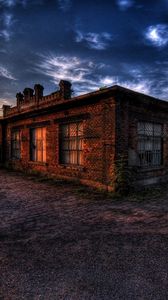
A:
[3,96,116,190]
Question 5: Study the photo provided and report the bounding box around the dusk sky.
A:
[0,0,168,106]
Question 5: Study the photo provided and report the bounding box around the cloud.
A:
[3,12,13,27]
[2,49,167,103]
[75,31,113,50]
[0,0,72,12]
[34,53,116,94]
[0,29,10,41]
[100,76,118,86]
[0,98,11,106]
[117,0,134,10]
[57,0,72,11]
[145,24,168,47]
[35,54,95,85]
[98,72,151,96]
[119,62,168,100]
[0,0,16,7]
[0,65,16,80]
[99,76,158,100]
[121,80,151,95]
[0,12,14,41]
[0,0,43,8]
[34,54,156,98]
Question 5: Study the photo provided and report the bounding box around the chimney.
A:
[2,105,11,117]
[16,92,24,107]
[23,88,34,102]
[59,80,72,99]
[34,84,44,101]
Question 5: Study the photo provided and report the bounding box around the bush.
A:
[114,156,137,195]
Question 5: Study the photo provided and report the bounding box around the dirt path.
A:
[0,169,168,299]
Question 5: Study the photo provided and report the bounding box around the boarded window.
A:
[137,122,162,167]
[59,122,83,165]
[11,130,21,160]
[30,127,46,162]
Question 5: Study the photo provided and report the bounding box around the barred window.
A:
[137,122,162,167]
[59,122,83,165]
[30,127,46,162]
[11,130,21,160]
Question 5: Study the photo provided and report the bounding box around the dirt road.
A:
[0,169,168,299]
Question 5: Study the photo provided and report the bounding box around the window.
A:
[59,122,83,165]
[11,130,21,160]
[30,127,46,162]
[137,122,162,167]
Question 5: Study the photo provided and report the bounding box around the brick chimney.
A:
[23,88,34,102]
[16,92,24,107]
[59,80,72,99]
[34,84,44,101]
[2,105,11,117]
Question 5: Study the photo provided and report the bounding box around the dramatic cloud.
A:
[35,54,153,97]
[0,65,16,80]
[0,1,168,105]
[145,24,168,47]
[75,31,113,50]
[35,53,134,96]
[35,54,107,94]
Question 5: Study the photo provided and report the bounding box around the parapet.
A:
[3,80,72,117]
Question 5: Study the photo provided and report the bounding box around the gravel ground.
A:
[0,169,168,300]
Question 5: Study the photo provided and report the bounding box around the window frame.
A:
[59,121,84,166]
[30,127,46,163]
[137,121,163,168]
[11,129,21,160]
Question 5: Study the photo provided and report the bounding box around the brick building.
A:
[0,80,168,191]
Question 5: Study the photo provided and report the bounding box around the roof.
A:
[1,84,168,122]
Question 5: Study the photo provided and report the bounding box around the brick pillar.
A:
[16,92,24,108]
[23,88,34,102]
[34,84,44,101]
[2,105,11,117]
[59,80,72,99]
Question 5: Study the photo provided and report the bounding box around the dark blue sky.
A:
[0,0,168,105]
